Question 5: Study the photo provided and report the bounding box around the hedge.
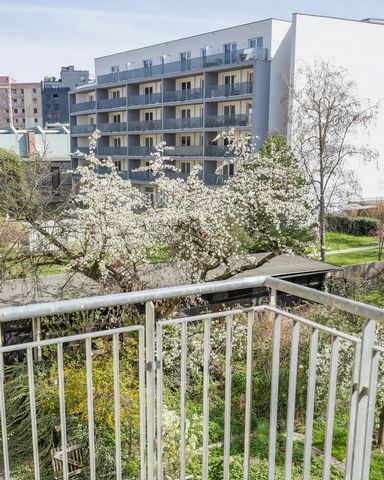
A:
[326,214,378,235]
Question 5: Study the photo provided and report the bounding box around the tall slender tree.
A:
[288,60,377,261]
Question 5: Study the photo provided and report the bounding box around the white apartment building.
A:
[69,14,384,199]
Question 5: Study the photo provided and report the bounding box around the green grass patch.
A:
[326,248,380,266]
[325,231,377,251]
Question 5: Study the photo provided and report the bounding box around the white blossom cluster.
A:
[65,129,311,290]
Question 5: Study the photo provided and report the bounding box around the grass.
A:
[325,231,377,251]
[326,248,380,266]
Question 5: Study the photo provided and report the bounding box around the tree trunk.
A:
[319,197,326,262]
[378,404,384,447]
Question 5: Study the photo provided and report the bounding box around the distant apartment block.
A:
[0,77,43,129]
[42,66,89,126]
[0,125,71,201]
[69,14,384,198]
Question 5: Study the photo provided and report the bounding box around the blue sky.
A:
[1,0,384,81]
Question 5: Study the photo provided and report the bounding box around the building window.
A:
[13,98,17,103]
[145,186,155,203]
[180,51,191,71]
[13,108,18,113]
[53,94,59,98]
[181,162,191,174]
[80,75,86,82]
[114,160,122,171]
[113,137,122,147]
[181,136,191,146]
[144,112,154,121]
[113,114,121,123]
[34,118,38,123]
[33,98,37,103]
[145,137,154,147]
[112,90,120,99]
[32,88,37,94]
[51,167,61,193]
[249,37,263,48]
[223,164,234,177]
[22,108,25,113]
[111,65,119,73]
[224,42,237,63]
[33,108,38,113]
[143,59,152,69]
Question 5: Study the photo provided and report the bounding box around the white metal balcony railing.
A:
[0,276,383,480]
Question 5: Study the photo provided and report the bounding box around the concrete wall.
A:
[289,14,384,198]
[332,260,384,284]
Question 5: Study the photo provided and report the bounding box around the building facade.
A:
[42,66,89,126]
[0,125,71,201]
[69,14,384,198]
[0,77,43,129]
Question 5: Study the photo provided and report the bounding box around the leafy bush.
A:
[326,214,378,235]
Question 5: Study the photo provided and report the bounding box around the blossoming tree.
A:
[19,130,311,297]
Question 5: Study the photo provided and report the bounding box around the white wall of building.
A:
[289,14,384,199]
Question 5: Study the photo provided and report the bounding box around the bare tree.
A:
[288,60,377,261]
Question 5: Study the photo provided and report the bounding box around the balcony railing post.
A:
[145,301,156,480]
[351,318,377,480]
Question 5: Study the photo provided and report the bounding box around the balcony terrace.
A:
[0,276,382,479]
[97,47,268,85]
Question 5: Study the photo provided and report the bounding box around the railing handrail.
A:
[1,274,384,322]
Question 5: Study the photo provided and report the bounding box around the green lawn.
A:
[325,231,377,251]
[326,248,380,266]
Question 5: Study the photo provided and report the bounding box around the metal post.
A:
[146,301,156,480]
[32,317,42,362]
[351,319,376,480]
[270,288,277,307]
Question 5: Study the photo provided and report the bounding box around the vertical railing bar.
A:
[344,341,361,480]
[303,327,319,480]
[57,342,69,480]
[27,347,40,480]
[32,317,42,362]
[223,314,233,480]
[243,311,255,480]
[268,314,282,480]
[202,317,211,480]
[322,335,340,480]
[139,328,147,480]
[85,337,96,480]
[180,322,188,480]
[156,322,163,480]
[146,301,156,480]
[351,319,376,480]
[362,349,380,479]
[285,320,301,480]
[0,347,10,480]
[113,333,122,480]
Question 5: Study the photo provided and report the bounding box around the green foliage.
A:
[326,214,378,236]
[260,134,297,169]
[0,148,26,217]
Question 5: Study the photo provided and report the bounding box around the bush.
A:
[326,214,378,235]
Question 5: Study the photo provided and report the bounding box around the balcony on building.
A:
[163,88,203,103]
[98,122,127,133]
[205,145,231,157]
[128,146,156,157]
[128,119,162,132]
[205,81,253,99]
[128,92,162,107]
[98,145,128,156]
[96,47,268,85]
[71,124,96,134]
[70,101,96,113]
[163,117,203,130]
[97,97,127,109]
[205,114,250,128]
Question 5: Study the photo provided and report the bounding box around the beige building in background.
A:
[0,76,43,128]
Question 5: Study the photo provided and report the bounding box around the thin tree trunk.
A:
[378,404,384,447]
[319,197,326,262]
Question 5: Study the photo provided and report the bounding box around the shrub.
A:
[326,214,378,235]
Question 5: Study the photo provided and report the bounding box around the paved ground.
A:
[327,245,378,255]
